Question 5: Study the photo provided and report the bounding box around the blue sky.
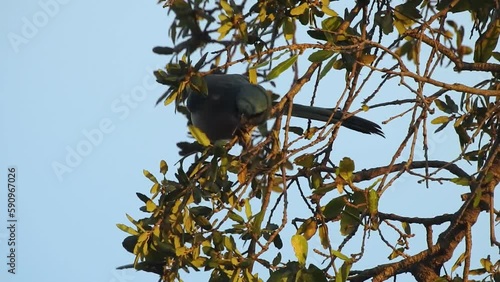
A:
[1,1,497,282]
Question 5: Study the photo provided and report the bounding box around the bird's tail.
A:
[283,103,384,137]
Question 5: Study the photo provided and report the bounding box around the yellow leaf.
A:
[238,165,247,184]
[220,0,233,15]
[290,2,309,16]
[143,169,158,183]
[150,183,160,195]
[283,17,295,40]
[321,0,338,17]
[163,90,178,106]
[303,219,317,240]
[248,68,257,84]
[188,125,211,146]
[360,54,376,65]
[431,116,450,124]
[319,224,329,249]
[217,22,233,40]
[291,234,308,265]
[160,160,168,174]
[146,200,157,212]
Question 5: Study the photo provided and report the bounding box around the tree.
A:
[117,0,500,281]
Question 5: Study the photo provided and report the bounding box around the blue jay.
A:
[185,74,383,142]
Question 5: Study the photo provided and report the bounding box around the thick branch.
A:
[378,212,454,225]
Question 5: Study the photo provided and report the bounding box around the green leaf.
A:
[492,51,500,62]
[136,192,150,203]
[283,17,296,40]
[323,195,347,220]
[272,252,282,266]
[190,206,213,217]
[445,95,459,113]
[375,10,393,35]
[288,126,304,135]
[189,74,208,95]
[319,54,338,80]
[273,234,283,249]
[193,215,213,230]
[367,189,379,217]
[310,171,323,189]
[474,18,500,63]
[223,236,237,253]
[434,99,453,114]
[336,157,355,182]
[308,50,335,62]
[331,249,350,261]
[228,211,245,224]
[307,30,327,41]
[451,177,470,186]
[252,211,264,235]
[267,54,298,80]
[336,261,352,282]
[291,234,308,265]
[294,153,315,168]
[298,7,310,25]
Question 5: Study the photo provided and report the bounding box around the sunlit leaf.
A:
[331,249,350,261]
[188,125,211,146]
[291,234,308,265]
[451,252,466,273]
[402,222,411,235]
[431,116,450,124]
[319,224,329,249]
[159,160,168,175]
[368,189,379,217]
[290,3,309,16]
[116,224,139,236]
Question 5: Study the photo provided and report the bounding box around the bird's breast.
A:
[190,108,240,141]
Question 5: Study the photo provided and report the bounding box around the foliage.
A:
[119,0,500,281]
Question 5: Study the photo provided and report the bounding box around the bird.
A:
[184,74,384,142]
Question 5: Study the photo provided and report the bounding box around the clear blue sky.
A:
[1,1,496,282]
